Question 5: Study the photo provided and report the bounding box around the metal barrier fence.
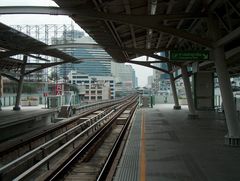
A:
[0,94,81,108]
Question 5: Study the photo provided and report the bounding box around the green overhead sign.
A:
[170,50,209,61]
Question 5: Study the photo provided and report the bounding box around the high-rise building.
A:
[135,77,138,88]
[111,62,136,90]
[147,75,153,88]
[111,62,137,97]
[152,52,171,94]
[55,33,112,78]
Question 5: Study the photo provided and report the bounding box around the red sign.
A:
[55,84,63,95]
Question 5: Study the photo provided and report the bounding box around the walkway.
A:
[115,104,240,181]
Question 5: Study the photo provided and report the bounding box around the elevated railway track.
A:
[0,94,138,181]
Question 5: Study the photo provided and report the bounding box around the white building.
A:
[68,71,115,102]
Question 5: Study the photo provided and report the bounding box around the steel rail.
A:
[0,94,138,180]
[13,99,135,181]
[47,97,138,181]
[97,102,138,181]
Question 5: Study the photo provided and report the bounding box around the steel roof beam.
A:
[0,6,68,15]
[227,0,240,17]
[0,6,207,21]
[214,26,240,47]
[123,0,137,48]
[0,71,19,82]
[92,0,127,60]
[0,48,76,62]
[146,0,158,49]
[72,10,211,47]
[72,11,207,22]
[27,54,50,62]
[0,6,211,47]
[46,43,100,49]
[226,46,240,59]
[166,0,197,48]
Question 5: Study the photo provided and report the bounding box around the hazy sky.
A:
[0,0,153,87]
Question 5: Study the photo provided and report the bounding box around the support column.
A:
[13,55,27,111]
[168,63,181,109]
[214,47,240,141]
[208,13,240,145]
[181,66,198,118]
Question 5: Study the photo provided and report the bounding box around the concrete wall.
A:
[194,72,214,110]
[0,112,57,142]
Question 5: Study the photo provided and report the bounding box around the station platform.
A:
[0,105,58,142]
[0,105,57,126]
[114,104,240,181]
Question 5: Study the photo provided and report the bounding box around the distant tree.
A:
[22,83,38,93]
[69,84,79,94]
[48,71,59,82]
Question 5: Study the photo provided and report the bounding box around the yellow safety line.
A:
[140,110,146,181]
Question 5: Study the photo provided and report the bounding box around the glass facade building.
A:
[56,34,112,78]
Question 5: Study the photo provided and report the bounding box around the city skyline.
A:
[0,0,153,87]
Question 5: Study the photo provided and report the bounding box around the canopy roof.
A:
[52,0,240,75]
[0,0,240,78]
[0,22,78,78]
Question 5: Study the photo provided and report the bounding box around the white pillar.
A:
[168,63,181,109]
[214,47,240,138]
[207,14,240,145]
[181,66,198,118]
[13,55,27,111]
